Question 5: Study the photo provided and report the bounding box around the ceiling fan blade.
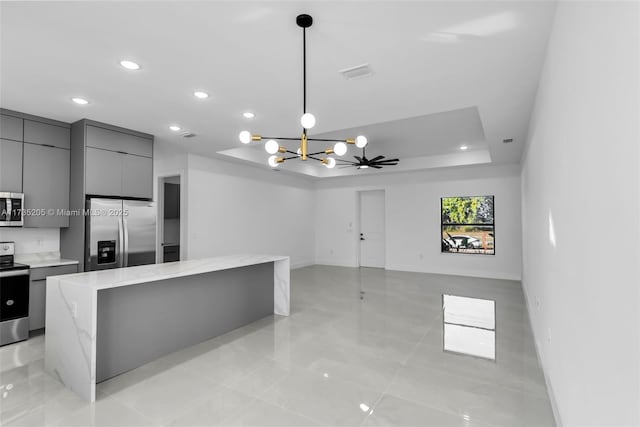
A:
[369,155,385,163]
[338,165,354,169]
[381,158,399,163]
[354,156,362,162]
[370,165,383,169]
[374,160,399,165]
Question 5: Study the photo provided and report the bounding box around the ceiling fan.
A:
[336,147,399,170]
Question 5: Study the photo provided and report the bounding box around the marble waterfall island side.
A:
[45,254,290,402]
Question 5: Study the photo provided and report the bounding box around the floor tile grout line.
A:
[359,309,438,426]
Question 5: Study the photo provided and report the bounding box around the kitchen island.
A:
[44,254,289,402]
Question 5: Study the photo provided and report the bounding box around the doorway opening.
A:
[159,175,181,263]
[358,190,386,268]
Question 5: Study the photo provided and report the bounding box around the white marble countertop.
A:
[15,252,79,269]
[45,253,290,402]
[51,254,288,291]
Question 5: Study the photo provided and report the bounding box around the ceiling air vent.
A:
[339,63,374,80]
[502,138,514,144]
[181,132,196,138]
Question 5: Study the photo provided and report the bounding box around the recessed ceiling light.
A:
[120,60,140,70]
[194,91,209,99]
[243,112,255,119]
[71,97,89,105]
[169,125,181,131]
[460,145,468,150]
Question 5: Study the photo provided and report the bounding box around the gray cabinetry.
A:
[23,143,70,227]
[24,120,70,149]
[0,138,23,192]
[0,112,71,219]
[122,154,153,198]
[62,120,154,271]
[86,125,152,158]
[85,148,152,199]
[82,122,153,199]
[85,147,123,197]
[29,264,78,330]
[0,114,23,141]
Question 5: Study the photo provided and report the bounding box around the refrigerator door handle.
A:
[118,215,125,268]
[123,216,129,267]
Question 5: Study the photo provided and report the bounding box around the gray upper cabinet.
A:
[86,125,153,158]
[23,143,70,227]
[0,114,23,141]
[85,147,123,197]
[122,154,153,199]
[80,122,153,199]
[0,111,72,225]
[24,120,70,149]
[0,138,23,192]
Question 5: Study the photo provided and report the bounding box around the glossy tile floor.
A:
[1,266,555,426]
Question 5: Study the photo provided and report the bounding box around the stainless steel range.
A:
[0,242,30,346]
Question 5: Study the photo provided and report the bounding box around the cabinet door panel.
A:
[23,143,70,227]
[30,264,78,281]
[86,125,152,157]
[122,155,152,199]
[29,279,46,330]
[0,114,23,141]
[24,120,70,149]
[0,138,23,192]
[85,147,123,197]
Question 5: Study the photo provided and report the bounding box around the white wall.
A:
[185,154,316,269]
[315,164,522,280]
[0,228,59,254]
[521,2,639,426]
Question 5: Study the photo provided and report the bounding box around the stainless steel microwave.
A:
[0,193,24,227]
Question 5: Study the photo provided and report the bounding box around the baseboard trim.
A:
[291,259,315,270]
[385,264,521,282]
[522,282,563,427]
[313,259,359,268]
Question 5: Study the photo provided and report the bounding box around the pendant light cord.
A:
[303,27,306,115]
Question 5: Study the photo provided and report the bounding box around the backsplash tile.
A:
[0,228,60,254]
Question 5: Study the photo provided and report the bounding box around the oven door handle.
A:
[0,270,29,278]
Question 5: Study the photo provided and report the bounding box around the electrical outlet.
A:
[329,249,334,255]
[419,253,424,260]
[71,302,78,319]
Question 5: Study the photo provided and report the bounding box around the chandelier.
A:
[238,14,367,169]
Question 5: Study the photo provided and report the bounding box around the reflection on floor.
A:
[443,294,496,360]
[0,266,555,427]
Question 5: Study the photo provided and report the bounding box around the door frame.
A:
[357,189,386,268]
[156,170,187,263]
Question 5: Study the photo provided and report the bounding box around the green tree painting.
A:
[441,196,494,225]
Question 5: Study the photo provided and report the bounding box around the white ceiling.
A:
[0,1,556,178]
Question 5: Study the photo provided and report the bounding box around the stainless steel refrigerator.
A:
[85,198,156,271]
